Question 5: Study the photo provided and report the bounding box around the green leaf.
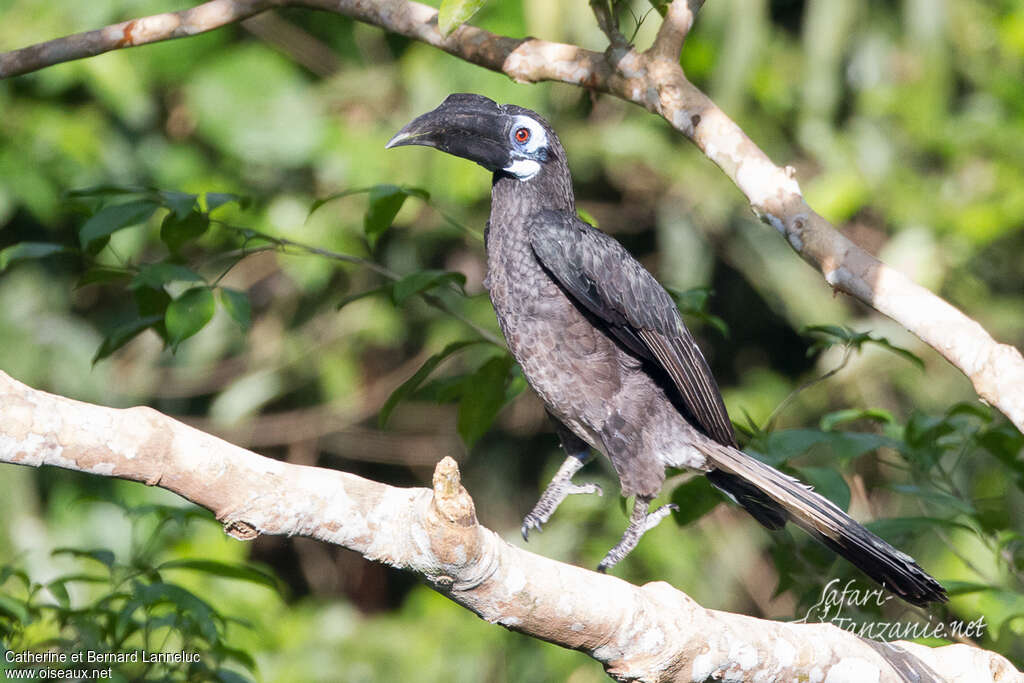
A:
[0,242,71,271]
[864,516,974,544]
[0,593,29,623]
[215,668,254,683]
[219,288,251,330]
[379,340,485,428]
[413,374,471,403]
[746,428,896,466]
[364,185,410,247]
[212,643,257,672]
[666,286,729,337]
[818,431,898,461]
[746,430,830,466]
[890,484,975,515]
[795,466,851,511]
[670,476,725,526]
[308,187,373,220]
[819,408,894,431]
[946,402,993,422]
[646,0,670,16]
[130,263,204,290]
[93,315,164,364]
[46,580,70,608]
[121,582,221,642]
[802,324,923,369]
[51,548,116,569]
[134,286,173,340]
[802,324,856,346]
[205,192,250,212]
[78,199,160,251]
[903,412,957,450]
[165,287,216,347]
[967,588,1024,639]
[0,565,31,589]
[157,560,279,592]
[940,580,991,597]
[160,210,210,252]
[157,190,198,219]
[76,266,133,288]
[457,354,514,447]
[337,285,388,310]
[391,270,466,305]
[866,336,925,370]
[438,0,486,36]
[978,423,1024,484]
[64,183,150,198]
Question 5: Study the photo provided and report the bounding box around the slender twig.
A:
[763,345,854,432]
[212,220,504,346]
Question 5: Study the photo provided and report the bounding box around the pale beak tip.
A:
[385,131,410,149]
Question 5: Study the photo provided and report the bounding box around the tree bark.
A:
[0,369,1019,682]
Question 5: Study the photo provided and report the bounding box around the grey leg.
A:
[521,452,603,540]
[597,496,678,573]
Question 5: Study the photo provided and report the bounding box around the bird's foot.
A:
[597,498,678,573]
[521,454,602,541]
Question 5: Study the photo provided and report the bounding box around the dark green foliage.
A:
[669,476,725,526]
[456,353,517,447]
[803,324,924,370]
[665,286,729,337]
[0,507,265,682]
[363,185,429,248]
[79,200,161,253]
[161,211,211,253]
[0,243,71,272]
[218,289,252,330]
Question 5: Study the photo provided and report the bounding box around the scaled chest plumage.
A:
[484,207,622,449]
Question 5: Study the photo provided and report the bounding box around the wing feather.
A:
[528,210,736,447]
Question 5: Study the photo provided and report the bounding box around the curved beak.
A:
[386,94,510,172]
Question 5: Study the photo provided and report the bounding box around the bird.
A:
[387,93,947,606]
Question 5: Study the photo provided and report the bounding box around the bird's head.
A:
[386,94,560,182]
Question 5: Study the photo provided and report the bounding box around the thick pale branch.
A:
[1,0,1022,431]
[1,370,1019,682]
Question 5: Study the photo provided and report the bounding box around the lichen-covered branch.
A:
[1,370,1019,683]
[1,0,1022,430]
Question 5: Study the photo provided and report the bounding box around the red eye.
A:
[514,127,531,143]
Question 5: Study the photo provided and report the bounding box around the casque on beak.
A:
[386,93,511,172]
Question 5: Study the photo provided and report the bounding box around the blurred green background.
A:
[1,0,1023,680]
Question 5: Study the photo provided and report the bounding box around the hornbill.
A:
[387,93,947,606]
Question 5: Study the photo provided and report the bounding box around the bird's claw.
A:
[596,500,679,573]
[521,478,602,542]
[521,516,544,541]
[567,482,602,497]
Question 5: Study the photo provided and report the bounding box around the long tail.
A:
[703,443,947,607]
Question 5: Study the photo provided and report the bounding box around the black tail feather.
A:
[705,450,947,607]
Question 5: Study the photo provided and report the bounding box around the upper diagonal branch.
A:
[2,0,1023,433]
[0,0,279,79]
[1,369,1018,682]
[647,0,705,60]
